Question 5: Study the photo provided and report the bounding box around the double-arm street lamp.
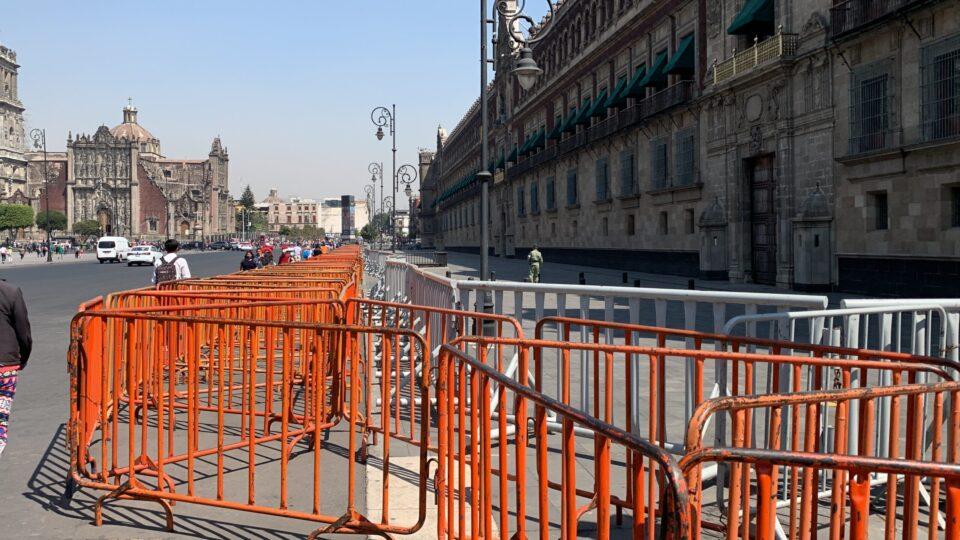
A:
[29,128,54,262]
[370,106,418,252]
[476,1,550,286]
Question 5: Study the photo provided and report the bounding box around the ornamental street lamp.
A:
[474,0,552,301]
[29,128,54,262]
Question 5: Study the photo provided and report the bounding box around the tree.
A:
[36,210,68,233]
[359,224,374,242]
[278,225,293,237]
[239,185,256,210]
[0,204,34,236]
[299,224,324,240]
[73,219,102,239]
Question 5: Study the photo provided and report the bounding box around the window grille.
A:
[595,158,610,201]
[675,130,696,186]
[850,62,895,154]
[546,177,556,210]
[652,138,669,189]
[530,181,539,214]
[566,170,578,206]
[619,152,636,196]
[921,35,960,142]
[517,185,525,216]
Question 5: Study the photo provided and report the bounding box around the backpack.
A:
[154,255,180,284]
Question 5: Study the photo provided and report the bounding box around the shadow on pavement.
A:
[22,424,314,539]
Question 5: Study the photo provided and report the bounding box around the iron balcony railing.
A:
[639,81,694,118]
[830,0,926,39]
[713,30,799,85]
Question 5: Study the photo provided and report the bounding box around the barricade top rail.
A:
[721,303,952,335]
[348,297,525,337]
[685,380,960,454]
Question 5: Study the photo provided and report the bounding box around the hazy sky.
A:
[3,1,545,208]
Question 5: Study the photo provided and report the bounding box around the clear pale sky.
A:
[3,1,546,208]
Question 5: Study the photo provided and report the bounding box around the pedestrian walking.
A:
[240,251,258,271]
[527,245,543,283]
[0,246,8,264]
[18,248,24,261]
[0,280,32,459]
[152,239,191,285]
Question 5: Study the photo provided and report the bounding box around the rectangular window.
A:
[872,192,889,230]
[517,185,525,216]
[626,214,636,235]
[684,208,695,234]
[530,181,540,214]
[658,211,668,235]
[675,130,696,186]
[566,170,578,206]
[546,177,556,210]
[619,151,636,196]
[652,138,669,189]
[850,62,894,154]
[951,187,960,228]
[921,34,960,142]
[595,158,610,201]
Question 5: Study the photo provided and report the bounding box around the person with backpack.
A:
[152,239,191,285]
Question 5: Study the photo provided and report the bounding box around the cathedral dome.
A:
[110,104,156,141]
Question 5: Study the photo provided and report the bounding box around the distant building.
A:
[262,189,369,237]
[0,44,26,202]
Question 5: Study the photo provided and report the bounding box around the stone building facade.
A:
[0,44,26,202]
[262,189,370,237]
[24,104,234,241]
[420,0,958,295]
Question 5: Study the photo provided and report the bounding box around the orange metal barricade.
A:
[683,381,960,539]
[436,342,691,540]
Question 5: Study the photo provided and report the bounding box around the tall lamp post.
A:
[382,196,394,245]
[404,183,414,244]
[396,164,417,250]
[471,0,549,314]
[369,107,417,252]
[368,162,383,242]
[29,128,54,262]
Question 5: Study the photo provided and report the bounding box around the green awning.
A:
[622,64,648,99]
[560,107,579,133]
[518,134,533,155]
[547,116,563,140]
[529,128,546,151]
[573,97,594,126]
[664,35,695,75]
[605,77,628,108]
[588,89,609,118]
[495,154,505,170]
[638,52,668,88]
[507,147,518,163]
[727,0,774,36]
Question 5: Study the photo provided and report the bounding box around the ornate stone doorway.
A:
[179,221,191,237]
[97,208,113,236]
[747,155,777,285]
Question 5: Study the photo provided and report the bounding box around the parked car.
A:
[208,241,230,250]
[180,241,203,251]
[126,245,163,266]
[238,242,254,251]
[96,236,130,263]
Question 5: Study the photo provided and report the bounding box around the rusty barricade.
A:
[436,342,691,539]
[346,298,523,455]
[682,381,960,539]
[65,246,437,536]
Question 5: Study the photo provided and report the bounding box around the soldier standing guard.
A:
[527,245,543,283]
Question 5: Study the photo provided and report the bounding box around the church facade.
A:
[26,103,234,241]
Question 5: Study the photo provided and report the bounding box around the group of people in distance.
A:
[240,239,337,271]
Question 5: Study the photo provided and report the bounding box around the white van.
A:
[96,236,130,263]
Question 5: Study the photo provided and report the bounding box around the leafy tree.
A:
[36,210,68,233]
[73,219,102,239]
[359,224,374,241]
[299,224,324,240]
[0,204,34,236]
[239,185,256,210]
[278,225,293,237]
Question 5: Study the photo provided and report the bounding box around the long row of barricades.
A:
[66,246,960,539]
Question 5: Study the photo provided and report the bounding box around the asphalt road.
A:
[0,251,357,539]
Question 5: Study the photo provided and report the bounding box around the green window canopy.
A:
[529,128,546,152]
[727,0,774,36]
[560,107,579,133]
[495,154,505,170]
[507,147,518,163]
[623,64,648,100]
[574,97,594,126]
[547,116,563,140]
[587,89,609,118]
[664,35,695,75]
[605,77,628,108]
[638,52,668,88]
